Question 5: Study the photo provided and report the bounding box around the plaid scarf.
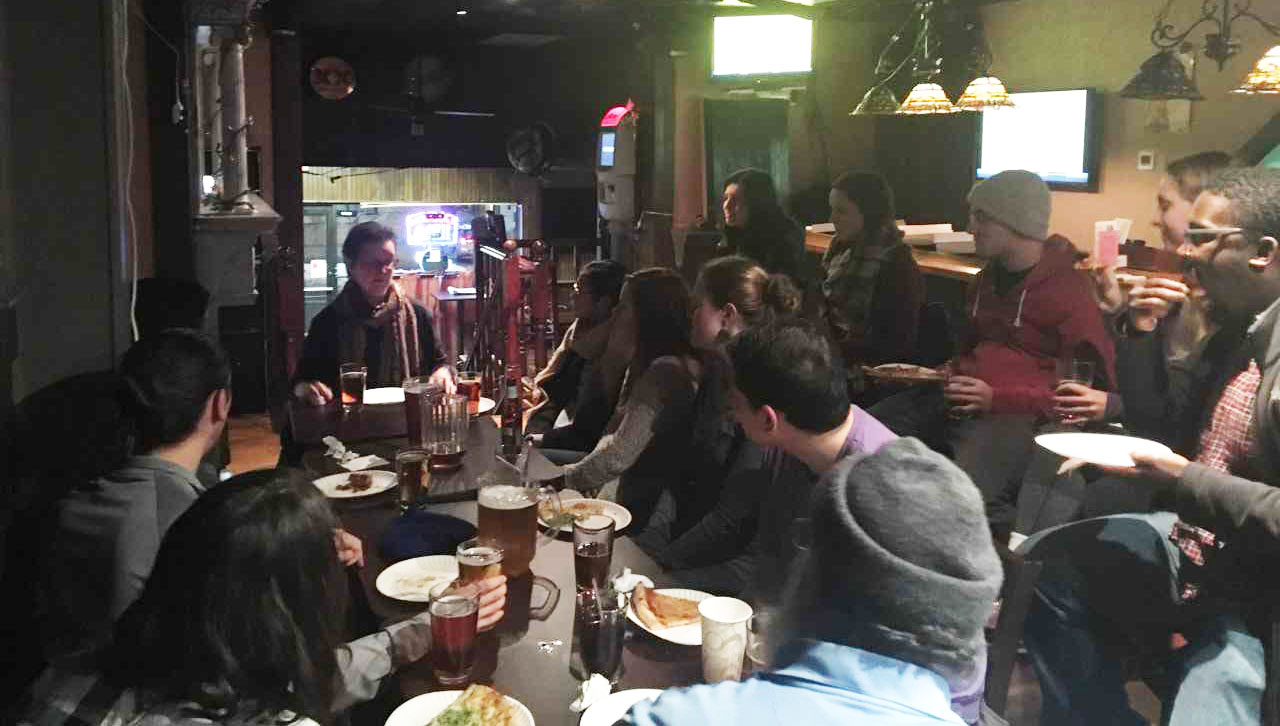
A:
[332,280,420,387]
[821,225,906,391]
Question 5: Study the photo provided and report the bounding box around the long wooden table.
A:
[300,414,702,726]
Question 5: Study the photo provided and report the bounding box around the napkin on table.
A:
[341,454,390,471]
[570,673,612,713]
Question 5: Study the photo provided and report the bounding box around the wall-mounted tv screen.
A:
[977,89,1102,192]
[712,14,813,79]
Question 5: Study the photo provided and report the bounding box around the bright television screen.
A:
[712,15,813,78]
[977,89,1101,191]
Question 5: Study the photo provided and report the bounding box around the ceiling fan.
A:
[366,54,498,134]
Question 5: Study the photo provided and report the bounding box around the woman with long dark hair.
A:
[821,171,924,396]
[17,470,506,726]
[717,168,807,284]
[560,268,703,530]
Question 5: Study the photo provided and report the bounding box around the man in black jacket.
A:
[1023,168,1280,725]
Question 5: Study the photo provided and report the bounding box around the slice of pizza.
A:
[428,684,518,726]
[632,584,701,630]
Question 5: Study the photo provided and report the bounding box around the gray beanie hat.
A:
[804,437,1003,677]
[968,169,1051,241]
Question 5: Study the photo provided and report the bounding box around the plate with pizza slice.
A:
[862,363,946,385]
[627,584,712,646]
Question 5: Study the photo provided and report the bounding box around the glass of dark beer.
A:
[429,583,480,686]
[339,363,366,414]
[456,537,504,585]
[402,376,439,448]
[575,587,626,683]
[395,449,430,512]
[573,514,615,593]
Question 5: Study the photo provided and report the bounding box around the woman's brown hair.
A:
[695,256,801,327]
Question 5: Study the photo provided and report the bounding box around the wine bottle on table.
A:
[500,377,521,464]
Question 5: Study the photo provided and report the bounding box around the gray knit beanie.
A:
[804,437,1003,677]
[968,169,1051,241]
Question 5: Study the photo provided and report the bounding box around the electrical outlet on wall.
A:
[1138,150,1156,171]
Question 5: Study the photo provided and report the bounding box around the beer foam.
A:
[478,484,533,510]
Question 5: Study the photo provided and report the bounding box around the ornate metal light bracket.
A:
[1150,0,1280,70]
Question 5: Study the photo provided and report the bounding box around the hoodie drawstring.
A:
[971,286,1027,328]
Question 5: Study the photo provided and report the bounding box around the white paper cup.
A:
[699,597,753,683]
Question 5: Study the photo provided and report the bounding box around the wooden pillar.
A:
[268,23,304,418]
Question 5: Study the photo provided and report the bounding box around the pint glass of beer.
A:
[395,449,430,512]
[456,537,504,584]
[429,583,480,686]
[476,484,561,576]
[402,376,439,448]
[339,363,366,413]
[573,515,615,593]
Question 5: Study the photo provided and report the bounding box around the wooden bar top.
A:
[806,227,983,282]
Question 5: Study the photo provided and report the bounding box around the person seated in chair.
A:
[292,221,454,407]
[820,171,924,399]
[721,322,988,723]
[717,168,808,285]
[870,170,1116,547]
[1023,168,1280,725]
[623,438,1002,726]
[526,259,627,456]
[16,470,506,726]
[641,257,800,591]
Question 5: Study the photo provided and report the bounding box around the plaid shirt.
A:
[1171,359,1261,600]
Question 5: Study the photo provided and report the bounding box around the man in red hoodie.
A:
[871,170,1116,544]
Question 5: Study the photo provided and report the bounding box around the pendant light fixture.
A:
[1235,44,1280,94]
[955,75,1015,111]
[1122,0,1278,100]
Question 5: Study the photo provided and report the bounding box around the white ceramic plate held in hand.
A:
[363,387,405,405]
[384,690,534,726]
[580,689,662,726]
[311,470,397,499]
[375,555,459,603]
[1035,432,1173,468]
[538,498,633,533]
[626,588,713,646]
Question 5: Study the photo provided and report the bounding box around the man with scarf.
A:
[294,221,453,406]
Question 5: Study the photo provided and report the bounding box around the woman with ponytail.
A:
[639,257,803,596]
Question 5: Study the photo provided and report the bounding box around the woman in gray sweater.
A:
[560,268,703,531]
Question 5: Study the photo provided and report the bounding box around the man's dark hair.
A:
[727,320,849,433]
[102,469,346,723]
[1167,151,1233,203]
[1204,168,1280,250]
[579,259,627,306]
[117,328,231,453]
[341,221,396,262]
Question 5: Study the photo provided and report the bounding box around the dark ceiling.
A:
[275,0,957,40]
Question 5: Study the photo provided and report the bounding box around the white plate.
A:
[312,470,397,499]
[626,588,713,646]
[580,689,662,726]
[471,396,497,417]
[375,555,459,602]
[1035,432,1174,468]
[538,498,633,533]
[385,689,534,726]
[364,387,406,405]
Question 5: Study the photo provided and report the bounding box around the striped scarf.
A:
[333,280,420,387]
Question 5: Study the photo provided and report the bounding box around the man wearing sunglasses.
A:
[1023,168,1280,725]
